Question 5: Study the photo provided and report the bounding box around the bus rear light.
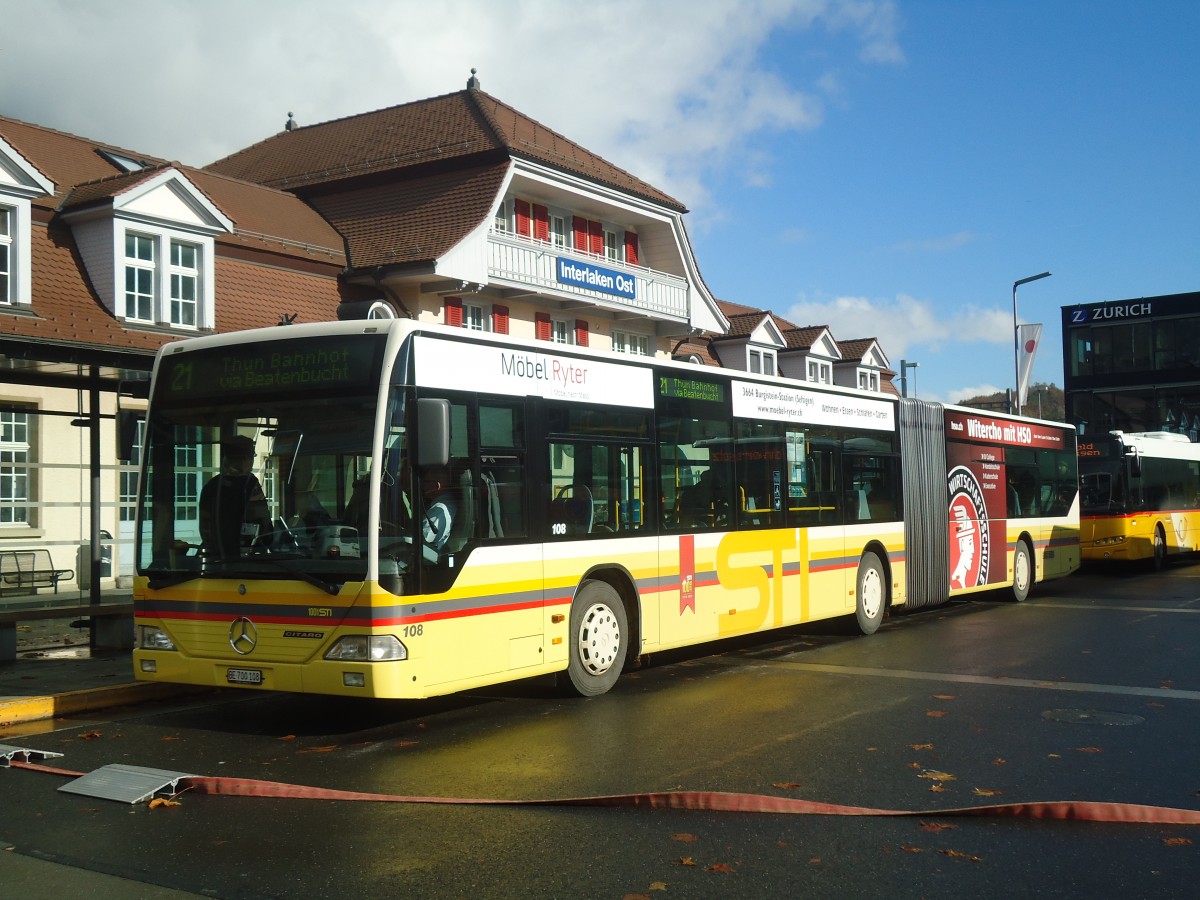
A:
[138,626,177,651]
[324,635,407,662]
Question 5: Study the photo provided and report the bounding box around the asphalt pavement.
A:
[0,606,194,728]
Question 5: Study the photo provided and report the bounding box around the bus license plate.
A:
[227,668,263,685]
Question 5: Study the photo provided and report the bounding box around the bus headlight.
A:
[138,626,177,651]
[324,635,408,662]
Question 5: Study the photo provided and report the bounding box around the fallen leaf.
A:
[707,863,735,874]
[911,743,934,750]
[808,857,821,865]
[940,849,982,862]
[1163,837,1192,847]
[649,882,668,891]
[772,782,801,789]
[932,694,956,701]
[393,740,419,748]
[678,857,696,867]
[899,845,924,853]
[672,833,697,843]
[1048,753,1062,759]
[865,746,878,752]
[622,893,651,900]
[907,761,922,769]
[79,731,102,740]
[918,770,957,782]
[973,788,1003,797]
[148,797,181,809]
[160,736,179,742]
[919,822,956,833]
[278,735,297,742]
[926,710,946,718]
[1074,747,1103,753]
[296,745,339,754]
[992,758,1006,766]
[929,783,946,793]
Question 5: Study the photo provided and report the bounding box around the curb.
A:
[0,682,199,726]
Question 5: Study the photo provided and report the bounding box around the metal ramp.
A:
[58,763,194,805]
[0,743,65,766]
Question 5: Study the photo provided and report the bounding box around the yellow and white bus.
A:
[133,320,1079,698]
[1078,430,1200,568]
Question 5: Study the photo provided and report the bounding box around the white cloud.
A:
[1,0,902,213]
[783,293,1013,359]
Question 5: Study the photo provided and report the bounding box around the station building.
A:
[1062,291,1200,438]
[0,72,891,594]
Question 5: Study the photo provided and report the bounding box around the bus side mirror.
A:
[416,398,451,468]
[1127,447,1142,478]
[117,409,142,462]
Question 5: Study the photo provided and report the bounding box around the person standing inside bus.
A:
[420,465,457,552]
[199,435,271,559]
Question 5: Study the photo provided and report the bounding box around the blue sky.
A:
[3,0,1197,404]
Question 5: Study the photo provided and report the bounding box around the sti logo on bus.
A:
[947,465,989,590]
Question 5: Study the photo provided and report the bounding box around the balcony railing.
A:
[487,230,689,322]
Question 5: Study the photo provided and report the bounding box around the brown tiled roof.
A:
[0,221,346,356]
[836,338,879,364]
[305,163,508,269]
[719,309,772,339]
[205,89,686,212]
[781,325,829,351]
[3,116,346,264]
[0,115,166,210]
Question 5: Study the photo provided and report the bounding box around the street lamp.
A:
[1012,271,1051,415]
[900,359,919,397]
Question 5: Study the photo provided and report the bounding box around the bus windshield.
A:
[137,333,389,588]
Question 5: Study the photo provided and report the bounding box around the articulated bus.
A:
[1078,430,1200,567]
[133,320,1079,698]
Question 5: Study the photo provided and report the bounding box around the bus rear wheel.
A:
[1011,539,1032,602]
[854,551,887,635]
[564,580,628,697]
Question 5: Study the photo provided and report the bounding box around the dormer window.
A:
[0,206,10,304]
[122,230,203,327]
[808,360,832,384]
[749,348,776,376]
[62,169,229,332]
[170,240,199,327]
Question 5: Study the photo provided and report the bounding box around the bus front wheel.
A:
[1011,539,1032,602]
[1150,526,1167,570]
[564,580,629,697]
[854,551,887,635]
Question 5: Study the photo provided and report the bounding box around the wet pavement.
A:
[0,604,193,728]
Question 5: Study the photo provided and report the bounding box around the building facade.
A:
[1,73,892,594]
[1062,291,1200,438]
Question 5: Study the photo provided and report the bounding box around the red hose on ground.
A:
[13,761,1200,824]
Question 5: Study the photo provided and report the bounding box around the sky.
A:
[3,0,1198,405]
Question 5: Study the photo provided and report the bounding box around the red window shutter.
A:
[535,312,552,341]
[572,216,588,252]
[492,305,509,335]
[515,199,532,237]
[588,220,604,256]
[533,205,549,243]
[624,231,639,265]
[445,297,463,327]
[575,319,589,347]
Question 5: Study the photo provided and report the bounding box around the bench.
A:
[0,549,75,594]
[0,602,134,662]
